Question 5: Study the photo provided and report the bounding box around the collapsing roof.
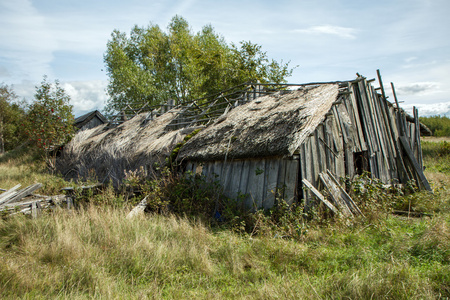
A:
[178,76,430,210]
[58,109,199,185]
[178,84,339,161]
[58,73,430,211]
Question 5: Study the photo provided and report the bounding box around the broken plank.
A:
[399,136,432,191]
[319,172,353,217]
[326,170,364,217]
[302,179,338,214]
[3,183,43,206]
[0,184,22,205]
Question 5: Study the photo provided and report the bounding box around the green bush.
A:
[420,115,450,137]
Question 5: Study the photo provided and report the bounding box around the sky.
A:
[1,0,449,117]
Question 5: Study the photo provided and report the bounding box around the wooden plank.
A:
[348,86,367,151]
[213,161,223,181]
[221,160,234,196]
[414,107,423,167]
[284,158,299,206]
[238,160,251,205]
[310,133,319,186]
[323,117,337,175]
[400,136,432,191]
[302,179,338,214]
[245,160,265,210]
[228,160,243,200]
[319,172,353,217]
[263,159,280,209]
[326,170,364,217]
[330,113,345,177]
[276,158,288,202]
[316,125,327,174]
[304,136,313,184]
[369,86,391,181]
[0,184,22,205]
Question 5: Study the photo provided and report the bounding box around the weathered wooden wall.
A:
[185,157,299,210]
[299,77,428,206]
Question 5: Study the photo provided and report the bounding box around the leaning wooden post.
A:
[376,69,409,183]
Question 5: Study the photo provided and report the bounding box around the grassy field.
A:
[0,142,449,299]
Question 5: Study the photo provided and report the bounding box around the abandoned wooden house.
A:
[58,72,431,212]
[176,75,431,210]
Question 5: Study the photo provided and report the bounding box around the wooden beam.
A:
[0,184,21,205]
[399,136,432,191]
[319,173,353,217]
[302,179,338,214]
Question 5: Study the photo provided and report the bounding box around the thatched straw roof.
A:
[177,84,339,162]
[57,109,198,185]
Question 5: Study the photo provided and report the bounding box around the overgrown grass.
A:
[0,148,70,195]
[0,140,449,299]
[0,204,448,299]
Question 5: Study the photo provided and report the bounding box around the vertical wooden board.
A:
[238,159,251,193]
[349,88,367,151]
[221,161,234,197]
[213,160,223,181]
[337,103,358,152]
[284,158,299,206]
[366,84,389,181]
[277,158,288,201]
[371,89,391,168]
[376,97,398,181]
[304,136,313,184]
[228,160,244,199]
[414,107,423,168]
[331,107,344,153]
[245,159,266,210]
[344,94,363,151]
[310,133,320,186]
[316,125,327,174]
[263,159,280,209]
[331,116,345,178]
[201,162,211,179]
[323,117,336,174]
[333,105,349,145]
[367,88,386,177]
[410,124,416,156]
[356,81,377,153]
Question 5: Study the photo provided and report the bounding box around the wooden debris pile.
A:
[303,170,364,218]
[0,183,73,218]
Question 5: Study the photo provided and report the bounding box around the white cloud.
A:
[12,79,108,117]
[293,25,358,39]
[395,82,439,95]
[61,80,108,116]
[402,102,450,117]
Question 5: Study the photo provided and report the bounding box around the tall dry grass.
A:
[1,203,449,299]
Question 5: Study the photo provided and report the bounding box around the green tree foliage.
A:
[0,83,27,153]
[420,115,450,137]
[104,15,294,114]
[26,76,75,155]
